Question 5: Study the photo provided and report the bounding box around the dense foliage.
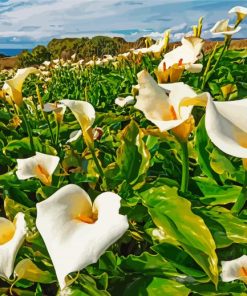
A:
[1,12,247,295]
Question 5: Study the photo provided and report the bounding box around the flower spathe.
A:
[36,184,129,290]
[60,100,95,131]
[205,96,247,158]
[210,19,241,36]
[181,94,247,158]
[115,96,135,107]
[0,213,26,279]
[229,6,247,23]
[16,152,60,186]
[2,67,40,107]
[135,70,202,140]
[221,255,247,283]
[156,37,203,83]
[43,102,67,123]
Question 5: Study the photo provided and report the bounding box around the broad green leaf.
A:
[15,259,56,284]
[195,177,241,205]
[123,277,191,296]
[117,120,150,189]
[140,185,218,285]
[119,251,178,277]
[200,206,247,244]
[153,243,206,279]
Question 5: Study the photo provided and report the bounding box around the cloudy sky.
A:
[0,0,246,49]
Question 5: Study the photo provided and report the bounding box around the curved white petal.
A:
[3,67,40,106]
[0,213,27,279]
[66,130,82,143]
[229,6,247,16]
[36,184,128,290]
[158,37,203,70]
[135,70,171,121]
[185,63,203,73]
[214,99,247,133]
[221,255,247,282]
[16,152,59,181]
[115,96,135,107]
[210,19,241,36]
[60,100,95,131]
[148,118,186,132]
[205,97,247,158]
[35,152,60,176]
[43,103,65,113]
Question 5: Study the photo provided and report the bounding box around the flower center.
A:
[178,58,183,66]
[75,212,98,224]
[239,266,247,277]
[0,218,15,245]
[34,164,51,186]
[169,105,177,120]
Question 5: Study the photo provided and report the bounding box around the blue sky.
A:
[0,0,246,49]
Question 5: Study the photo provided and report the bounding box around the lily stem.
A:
[180,141,189,194]
[55,121,60,146]
[20,107,35,152]
[89,145,104,179]
[231,170,247,215]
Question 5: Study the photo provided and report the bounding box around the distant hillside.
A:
[1,36,247,69]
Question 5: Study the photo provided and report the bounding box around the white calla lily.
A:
[16,152,60,186]
[60,100,95,131]
[36,184,129,290]
[229,6,247,23]
[181,94,247,158]
[205,96,247,158]
[115,96,135,107]
[43,102,67,123]
[210,19,241,36]
[66,130,82,143]
[2,67,40,106]
[221,255,247,283]
[0,213,26,279]
[135,70,201,140]
[158,37,203,74]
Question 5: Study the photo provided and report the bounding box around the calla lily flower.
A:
[0,213,26,279]
[2,67,40,107]
[60,99,95,133]
[181,94,247,158]
[115,96,135,107]
[36,184,129,290]
[210,19,241,36]
[43,102,67,123]
[221,255,247,283]
[156,37,203,83]
[229,6,247,23]
[16,152,60,186]
[135,70,202,140]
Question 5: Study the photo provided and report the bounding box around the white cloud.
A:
[0,0,245,48]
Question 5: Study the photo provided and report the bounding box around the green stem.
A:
[89,145,104,179]
[201,36,231,89]
[20,107,35,152]
[180,141,189,193]
[45,115,55,146]
[55,121,60,145]
[231,170,247,215]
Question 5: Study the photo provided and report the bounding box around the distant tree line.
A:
[18,36,149,67]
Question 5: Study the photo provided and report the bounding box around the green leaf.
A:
[199,206,247,244]
[195,177,241,205]
[140,185,218,285]
[117,120,150,189]
[194,116,221,183]
[123,277,191,296]
[119,251,178,277]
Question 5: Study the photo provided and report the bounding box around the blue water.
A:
[0,48,32,56]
